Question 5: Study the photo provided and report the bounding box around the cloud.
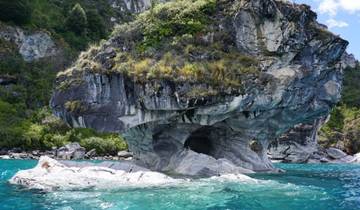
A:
[318,0,338,16]
[318,0,360,16]
[325,18,349,28]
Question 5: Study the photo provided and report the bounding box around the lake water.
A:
[1,160,360,210]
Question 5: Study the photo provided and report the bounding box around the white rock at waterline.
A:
[0,155,10,159]
[9,156,259,191]
[352,153,360,163]
[9,156,178,191]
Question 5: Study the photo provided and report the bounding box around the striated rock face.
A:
[268,118,325,163]
[51,0,348,176]
[0,23,58,61]
[268,53,358,163]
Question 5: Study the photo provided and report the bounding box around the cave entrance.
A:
[184,127,214,156]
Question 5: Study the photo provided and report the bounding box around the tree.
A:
[86,10,106,41]
[0,0,32,25]
[65,3,87,35]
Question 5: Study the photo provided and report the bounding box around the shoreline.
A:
[0,148,133,161]
[1,145,360,165]
[1,151,360,165]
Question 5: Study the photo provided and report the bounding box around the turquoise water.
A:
[1,160,360,210]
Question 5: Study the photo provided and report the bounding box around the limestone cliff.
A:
[51,0,348,176]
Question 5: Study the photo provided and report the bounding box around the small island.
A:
[0,0,360,209]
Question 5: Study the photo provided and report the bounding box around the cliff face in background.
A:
[51,0,348,176]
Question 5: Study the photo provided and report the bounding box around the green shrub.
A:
[0,0,32,25]
[61,31,90,51]
[0,100,25,149]
[137,0,216,50]
[80,136,127,155]
[65,3,88,35]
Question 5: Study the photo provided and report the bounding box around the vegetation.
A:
[99,0,259,89]
[0,0,124,51]
[0,0,32,25]
[0,41,127,153]
[0,0,131,153]
[319,64,360,154]
[65,3,88,35]
[137,0,216,50]
[0,105,127,155]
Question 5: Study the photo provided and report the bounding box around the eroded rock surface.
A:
[51,0,348,176]
[9,156,177,190]
[268,118,325,163]
[268,53,358,163]
[10,156,257,190]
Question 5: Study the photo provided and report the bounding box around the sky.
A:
[292,0,360,59]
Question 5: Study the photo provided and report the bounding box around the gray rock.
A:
[341,52,357,69]
[336,155,356,163]
[268,118,325,163]
[320,157,330,163]
[51,0,348,176]
[32,150,40,156]
[57,143,86,160]
[353,153,360,163]
[284,153,310,163]
[109,0,151,13]
[268,117,360,163]
[0,24,58,61]
[0,149,8,156]
[326,148,347,159]
[85,149,97,158]
[117,150,133,158]
[9,153,29,159]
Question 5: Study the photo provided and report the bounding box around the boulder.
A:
[284,153,310,163]
[85,149,97,159]
[0,149,8,156]
[353,153,360,163]
[56,143,86,160]
[117,151,133,158]
[326,148,347,159]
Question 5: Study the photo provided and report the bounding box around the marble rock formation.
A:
[51,0,348,176]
